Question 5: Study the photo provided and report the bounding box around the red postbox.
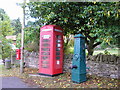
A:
[39,25,64,76]
[16,49,21,60]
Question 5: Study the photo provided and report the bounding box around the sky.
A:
[0,0,31,23]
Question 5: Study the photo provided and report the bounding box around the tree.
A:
[0,8,6,20]
[16,21,40,52]
[27,2,119,55]
[0,8,14,61]
[11,18,22,35]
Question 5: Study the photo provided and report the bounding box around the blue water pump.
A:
[71,34,87,83]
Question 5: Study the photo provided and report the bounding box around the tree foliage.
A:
[0,8,14,60]
[27,2,119,55]
[11,18,22,35]
[16,21,40,52]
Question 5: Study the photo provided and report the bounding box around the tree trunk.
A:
[86,37,94,56]
[86,40,102,56]
[87,46,94,56]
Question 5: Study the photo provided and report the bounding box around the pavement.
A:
[0,59,39,89]
[1,77,37,89]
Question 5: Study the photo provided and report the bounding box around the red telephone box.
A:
[16,49,21,60]
[39,25,64,76]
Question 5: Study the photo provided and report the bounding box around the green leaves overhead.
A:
[27,2,119,33]
[11,18,22,35]
[27,2,119,55]
[0,8,14,59]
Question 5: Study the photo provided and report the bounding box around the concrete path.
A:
[1,77,37,88]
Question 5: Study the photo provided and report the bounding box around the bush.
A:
[25,42,39,52]
[104,50,111,55]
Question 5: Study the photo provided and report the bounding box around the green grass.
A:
[66,47,119,56]
[0,54,1,59]
[93,49,119,55]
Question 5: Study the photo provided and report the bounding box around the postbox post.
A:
[71,34,87,83]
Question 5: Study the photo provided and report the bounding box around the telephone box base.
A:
[38,73,63,77]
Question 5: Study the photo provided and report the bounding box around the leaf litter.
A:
[1,67,119,88]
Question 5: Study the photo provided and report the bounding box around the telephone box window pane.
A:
[56,35,61,39]
[41,48,50,51]
[42,61,49,64]
[56,48,60,51]
[42,65,49,68]
[43,35,50,39]
[56,56,60,60]
[42,39,50,42]
[56,40,61,43]
[42,52,50,55]
[56,44,61,47]
[42,56,49,60]
[42,43,50,47]
[56,52,60,55]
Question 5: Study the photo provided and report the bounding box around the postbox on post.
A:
[39,25,64,76]
[16,49,21,60]
[71,34,87,83]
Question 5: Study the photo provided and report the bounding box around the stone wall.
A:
[23,51,119,79]
[86,61,119,78]
[87,53,119,65]
[24,50,39,68]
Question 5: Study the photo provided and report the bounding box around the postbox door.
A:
[16,49,21,60]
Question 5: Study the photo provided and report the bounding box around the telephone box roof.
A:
[40,25,63,31]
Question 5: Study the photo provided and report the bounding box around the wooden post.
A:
[20,0,26,74]
[11,51,13,65]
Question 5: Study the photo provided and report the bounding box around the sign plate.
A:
[54,29,62,32]
[42,29,52,31]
